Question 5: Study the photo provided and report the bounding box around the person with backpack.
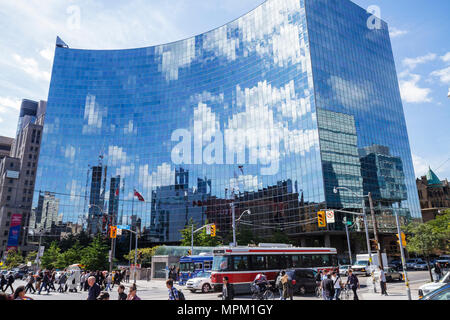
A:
[0,274,7,292]
[166,279,185,300]
[4,272,15,294]
[321,274,335,300]
[331,271,343,300]
[275,271,284,300]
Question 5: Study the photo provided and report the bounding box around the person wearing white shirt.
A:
[331,271,343,300]
[379,267,388,296]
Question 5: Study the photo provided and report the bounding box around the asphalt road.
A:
[4,270,435,300]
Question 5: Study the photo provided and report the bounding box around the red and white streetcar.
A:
[211,243,338,293]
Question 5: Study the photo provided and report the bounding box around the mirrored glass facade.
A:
[33,0,420,244]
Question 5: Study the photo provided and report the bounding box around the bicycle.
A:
[341,284,353,300]
[251,283,275,300]
[315,285,322,298]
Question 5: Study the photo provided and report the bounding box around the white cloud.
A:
[399,73,432,103]
[0,97,21,113]
[228,174,262,193]
[12,54,51,81]
[108,146,128,166]
[430,66,450,85]
[441,52,450,63]
[402,53,437,71]
[389,27,408,38]
[39,46,54,62]
[156,37,196,81]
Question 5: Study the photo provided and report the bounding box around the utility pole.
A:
[394,211,411,300]
[343,217,353,265]
[368,192,383,269]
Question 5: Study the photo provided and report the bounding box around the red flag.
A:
[115,187,120,197]
[134,189,145,202]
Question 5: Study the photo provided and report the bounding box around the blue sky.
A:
[0,0,448,179]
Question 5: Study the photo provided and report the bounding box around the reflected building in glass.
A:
[34,0,420,256]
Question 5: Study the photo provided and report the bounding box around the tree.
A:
[236,224,260,246]
[40,242,61,269]
[269,228,293,244]
[5,248,24,269]
[25,251,37,264]
[427,210,450,254]
[80,235,109,271]
[57,241,83,268]
[123,247,158,267]
[403,221,446,281]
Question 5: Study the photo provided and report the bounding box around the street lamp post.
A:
[232,209,251,247]
[343,217,353,265]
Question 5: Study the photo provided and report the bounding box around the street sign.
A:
[117,228,122,236]
[326,210,335,223]
[38,246,45,258]
[206,225,211,235]
[117,225,131,230]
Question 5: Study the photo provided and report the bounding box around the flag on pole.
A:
[115,187,120,197]
[134,189,145,202]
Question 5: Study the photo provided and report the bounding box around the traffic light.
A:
[110,226,117,239]
[396,232,406,247]
[211,224,216,237]
[370,239,378,251]
[317,211,327,228]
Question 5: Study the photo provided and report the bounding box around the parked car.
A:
[385,267,403,282]
[11,268,26,280]
[414,261,429,271]
[436,255,450,267]
[186,271,213,293]
[338,265,352,276]
[406,258,423,270]
[419,283,450,300]
[285,268,317,295]
[418,271,450,298]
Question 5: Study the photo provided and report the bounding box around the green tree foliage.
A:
[5,248,24,269]
[179,219,222,247]
[25,251,37,264]
[123,247,159,267]
[80,235,109,271]
[40,242,61,269]
[426,210,450,253]
[403,214,449,281]
[269,229,293,244]
[57,241,83,268]
[236,224,260,246]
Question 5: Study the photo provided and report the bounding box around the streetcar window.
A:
[204,261,212,270]
[311,255,323,266]
[321,255,330,266]
[292,255,302,268]
[180,262,194,272]
[195,263,203,270]
[212,256,229,271]
[250,255,266,270]
[302,255,312,268]
[267,255,279,269]
[330,255,338,266]
[232,255,249,271]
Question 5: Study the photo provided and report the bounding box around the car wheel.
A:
[202,283,211,293]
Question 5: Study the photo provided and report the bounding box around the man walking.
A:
[331,271,343,300]
[87,276,101,300]
[379,267,388,296]
[167,279,183,300]
[117,284,127,300]
[434,262,442,282]
[38,271,50,295]
[25,273,36,294]
[0,274,7,292]
[321,274,335,300]
[346,270,360,300]
[4,272,15,294]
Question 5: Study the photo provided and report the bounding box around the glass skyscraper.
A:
[34,0,420,249]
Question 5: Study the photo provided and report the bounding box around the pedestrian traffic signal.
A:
[110,226,117,239]
[396,232,406,247]
[317,211,327,228]
[211,224,216,237]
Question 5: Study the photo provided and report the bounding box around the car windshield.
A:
[355,261,368,266]
[195,272,211,278]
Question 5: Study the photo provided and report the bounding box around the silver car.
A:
[385,267,403,282]
[414,261,429,271]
